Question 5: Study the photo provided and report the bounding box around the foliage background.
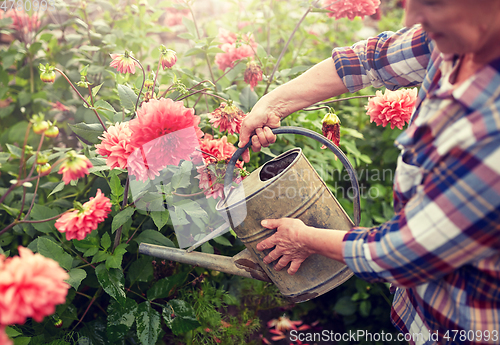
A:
[0,0,409,344]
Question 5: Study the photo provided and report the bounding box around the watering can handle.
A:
[224,126,361,227]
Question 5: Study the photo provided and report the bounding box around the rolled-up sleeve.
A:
[342,135,500,288]
[332,25,432,92]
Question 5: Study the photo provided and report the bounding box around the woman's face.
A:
[405,0,500,57]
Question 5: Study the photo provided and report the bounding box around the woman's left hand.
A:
[256,218,315,275]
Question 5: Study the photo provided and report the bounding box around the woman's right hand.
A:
[238,97,288,162]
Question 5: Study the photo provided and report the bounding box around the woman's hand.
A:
[256,218,316,275]
[238,96,286,162]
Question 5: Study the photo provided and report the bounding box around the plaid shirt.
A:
[334,26,500,345]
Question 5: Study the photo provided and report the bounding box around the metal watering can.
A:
[139,127,361,303]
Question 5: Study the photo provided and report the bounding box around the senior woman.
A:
[238,0,500,344]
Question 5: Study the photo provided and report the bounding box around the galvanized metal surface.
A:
[139,243,271,282]
[217,147,355,303]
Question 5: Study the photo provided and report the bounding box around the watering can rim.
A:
[215,147,303,211]
[222,126,361,227]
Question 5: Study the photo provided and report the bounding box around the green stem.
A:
[309,95,375,107]
[129,56,146,113]
[54,68,107,131]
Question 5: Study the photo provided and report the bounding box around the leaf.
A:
[212,235,232,247]
[66,268,87,290]
[109,173,124,198]
[201,242,214,254]
[117,84,137,112]
[48,182,65,197]
[27,204,59,234]
[96,263,126,305]
[127,257,154,284]
[69,123,104,145]
[94,99,116,122]
[92,83,104,97]
[174,199,208,220]
[36,237,73,270]
[171,161,193,189]
[101,232,111,251]
[333,296,356,316]
[147,272,188,301]
[135,301,161,345]
[6,143,22,158]
[359,300,372,317]
[106,244,128,270]
[134,230,175,247]
[182,17,197,39]
[107,298,137,342]
[163,299,200,336]
[91,250,111,264]
[151,211,169,230]
[239,86,258,112]
[111,207,135,233]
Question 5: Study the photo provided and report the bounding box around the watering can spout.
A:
[138,243,271,283]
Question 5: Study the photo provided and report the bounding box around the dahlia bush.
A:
[0,0,410,343]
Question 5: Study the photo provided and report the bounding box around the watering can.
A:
[139,127,361,303]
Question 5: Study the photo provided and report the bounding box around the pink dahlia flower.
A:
[95,122,134,170]
[109,52,140,74]
[208,102,246,135]
[58,151,93,185]
[55,189,112,241]
[365,88,418,130]
[127,98,203,182]
[244,61,263,91]
[0,325,12,345]
[1,10,40,34]
[323,0,381,20]
[214,29,257,71]
[195,136,246,199]
[0,247,70,325]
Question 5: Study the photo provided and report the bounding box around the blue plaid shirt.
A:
[334,26,500,345]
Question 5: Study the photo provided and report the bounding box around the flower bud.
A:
[33,120,49,134]
[37,163,52,175]
[45,124,59,138]
[244,61,263,91]
[159,46,177,69]
[40,70,56,83]
[36,153,49,165]
[321,112,341,150]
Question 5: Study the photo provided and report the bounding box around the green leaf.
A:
[117,84,137,112]
[101,232,111,251]
[147,272,188,301]
[94,99,116,122]
[174,199,208,220]
[106,244,128,270]
[111,207,135,233]
[36,237,73,271]
[48,182,65,197]
[163,299,200,336]
[127,257,154,283]
[151,211,169,230]
[359,300,372,317]
[201,242,214,254]
[109,173,124,199]
[107,298,137,342]
[0,105,15,119]
[134,230,175,247]
[5,326,21,337]
[171,161,193,189]
[69,123,104,145]
[13,336,31,345]
[333,296,356,316]
[66,268,87,290]
[182,17,197,39]
[212,235,232,246]
[95,263,126,305]
[135,301,161,345]
[6,143,23,158]
[239,86,258,112]
[91,250,111,264]
[27,204,59,234]
[92,83,104,97]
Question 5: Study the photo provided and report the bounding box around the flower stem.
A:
[309,95,375,108]
[130,56,146,113]
[264,0,320,95]
[54,68,107,132]
[113,178,130,250]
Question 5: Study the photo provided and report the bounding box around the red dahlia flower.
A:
[54,189,112,241]
[0,247,70,325]
[208,102,246,135]
[109,52,140,74]
[58,151,93,185]
[323,0,381,20]
[95,122,134,170]
[365,88,418,130]
[127,98,203,182]
[244,61,263,91]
